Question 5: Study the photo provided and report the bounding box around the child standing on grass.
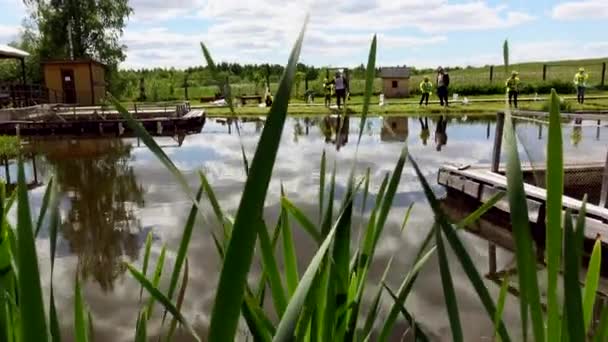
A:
[574,67,589,104]
[506,71,521,108]
[419,77,433,106]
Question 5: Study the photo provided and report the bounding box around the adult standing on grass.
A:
[573,67,589,104]
[419,76,433,106]
[328,71,348,109]
[506,71,521,108]
[323,78,333,107]
[436,67,450,107]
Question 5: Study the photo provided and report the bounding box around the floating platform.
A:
[438,163,608,245]
[0,103,205,138]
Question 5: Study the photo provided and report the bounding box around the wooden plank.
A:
[464,179,480,198]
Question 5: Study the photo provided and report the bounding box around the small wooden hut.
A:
[42,59,106,105]
[380,67,410,98]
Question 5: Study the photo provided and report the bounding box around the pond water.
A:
[11,114,608,341]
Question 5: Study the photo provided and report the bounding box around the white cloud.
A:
[552,0,608,20]
[0,24,20,41]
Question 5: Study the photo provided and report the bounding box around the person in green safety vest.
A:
[323,78,333,108]
[506,71,521,108]
[419,77,433,106]
[574,67,589,104]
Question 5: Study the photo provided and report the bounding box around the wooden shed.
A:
[381,117,409,142]
[42,59,106,106]
[380,67,410,98]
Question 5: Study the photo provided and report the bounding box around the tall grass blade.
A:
[147,245,166,318]
[382,283,430,342]
[126,264,201,342]
[456,192,504,229]
[319,150,326,224]
[502,114,544,342]
[546,89,564,342]
[74,276,90,342]
[435,224,463,342]
[208,17,308,342]
[321,164,337,237]
[135,311,147,342]
[199,172,231,239]
[356,35,377,146]
[409,155,512,342]
[140,232,153,301]
[110,97,199,206]
[594,305,608,342]
[166,184,203,302]
[16,156,48,342]
[167,259,189,342]
[34,176,53,237]
[50,287,61,342]
[241,293,273,342]
[493,275,509,340]
[503,40,509,72]
[583,238,601,332]
[281,186,299,296]
[256,216,288,317]
[280,197,321,244]
[273,204,348,342]
[563,210,585,341]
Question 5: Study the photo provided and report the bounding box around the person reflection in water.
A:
[435,116,448,151]
[419,117,430,146]
[571,117,583,147]
[321,115,349,150]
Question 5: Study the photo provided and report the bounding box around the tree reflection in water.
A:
[38,139,145,291]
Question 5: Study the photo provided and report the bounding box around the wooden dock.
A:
[438,164,608,244]
[0,102,206,138]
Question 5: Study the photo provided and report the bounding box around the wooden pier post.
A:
[600,148,608,208]
[491,112,505,173]
[32,155,38,184]
[488,242,497,274]
[542,64,547,81]
[601,62,606,88]
[4,157,10,184]
[489,65,494,82]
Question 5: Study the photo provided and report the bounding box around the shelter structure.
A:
[42,59,106,105]
[379,67,410,98]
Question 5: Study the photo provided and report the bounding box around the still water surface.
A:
[13,115,608,341]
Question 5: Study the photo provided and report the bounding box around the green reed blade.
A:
[241,296,273,342]
[503,40,509,72]
[256,216,287,317]
[435,224,463,342]
[167,259,189,342]
[140,232,153,301]
[319,150,326,225]
[281,197,321,244]
[16,155,48,342]
[135,311,147,342]
[357,35,377,146]
[409,155,512,342]
[546,89,564,342]
[456,191,505,229]
[502,113,544,342]
[281,186,299,296]
[166,184,203,303]
[563,210,584,342]
[379,236,436,341]
[74,276,90,342]
[4,189,15,216]
[382,283,430,342]
[321,163,336,238]
[361,168,371,216]
[50,287,62,342]
[127,264,201,342]
[255,218,283,305]
[34,176,53,237]
[594,305,608,342]
[147,245,167,318]
[583,238,601,332]
[199,171,231,239]
[208,17,308,342]
[48,177,60,273]
[493,274,509,341]
[273,203,348,342]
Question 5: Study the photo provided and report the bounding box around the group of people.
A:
[418,66,591,108]
[323,72,349,109]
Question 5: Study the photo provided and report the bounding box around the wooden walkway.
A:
[438,164,608,244]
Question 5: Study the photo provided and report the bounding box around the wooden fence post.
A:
[601,62,606,87]
[542,64,547,81]
[491,112,505,173]
[489,65,494,82]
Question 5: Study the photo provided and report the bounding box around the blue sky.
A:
[0,0,606,69]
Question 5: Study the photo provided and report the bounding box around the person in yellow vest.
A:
[323,78,333,108]
[573,67,589,104]
[419,77,433,106]
[506,71,521,108]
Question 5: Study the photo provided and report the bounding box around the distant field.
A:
[130,57,607,102]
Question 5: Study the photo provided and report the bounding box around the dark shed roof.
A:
[379,67,410,79]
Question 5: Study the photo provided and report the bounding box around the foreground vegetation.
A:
[0,20,607,342]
